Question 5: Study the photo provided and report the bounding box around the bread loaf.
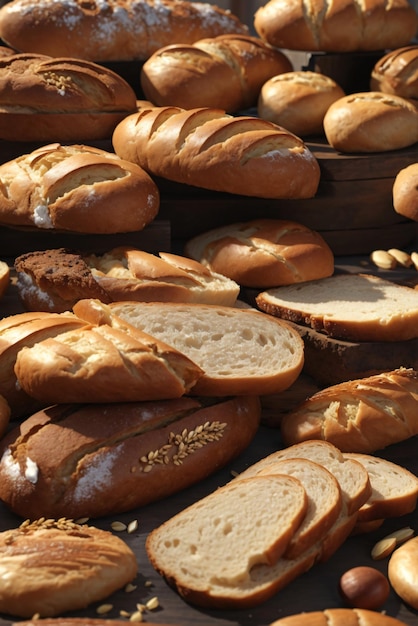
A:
[112,106,321,199]
[393,163,418,222]
[73,298,305,396]
[140,34,292,113]
[0,143,160,233]
[270,609,410,626]
[0,259,9,299]
[389,536,418,611]
[323,92,418,153]
[371,45,418,98]
[254,0,418,52]
[0,395,261,519]
[258,71,345,137]
[0,518,137,617]
[0,53,137,142]
[256,274,418,342]
[14,246,240,312]
[0,0,248,62]
[184,218,334,288]
[281,368,418,453]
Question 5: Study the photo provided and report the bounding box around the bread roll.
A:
[389,536,418,610]
[0,53,137,142]
[323,91,418,152]
[393,163,418,222]
[184,219,334,288]
[14,246,240,312]
[254,0,418,52]
[0,259,9,299]
[0,143,160,233]
[0,0,248,62]
[112,106,321,199]
[0,518,137,617]
[270,609,410,626]
[140,34,292,113]
[0,396,261,519]
[258,71,345,137]
[371,45,418,98]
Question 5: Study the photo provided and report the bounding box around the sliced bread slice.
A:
[73,299,305,396]
[256,273,418,342]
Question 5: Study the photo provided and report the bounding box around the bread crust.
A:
[393,163,418,221]
[0,143,160,233]
[389,536,418,610]
[0,0,248,62]
[112,106,321,199]
[0,519,137,617]
[0,396,261,519]
[371,45,418,98]
[270,608,410,625]
[0,259,10,299]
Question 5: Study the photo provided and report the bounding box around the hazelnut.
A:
[338,566,390,610]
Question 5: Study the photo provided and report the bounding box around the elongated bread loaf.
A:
[0,143,159,233]
[14,246,240,312]
[112,106,321,199]
[270,609,410,626]
[73,298,305,396]
[0,53,137,142]
[389,536,418,611]
[393,163,418,221]
[256,274,418,342]
[371,45,418,98]
[0,395,260,519]
[0,0,248,62]
[281,368,418,453]
[254,0,418,52]
[184,219,334,288]
[140,34,292,113]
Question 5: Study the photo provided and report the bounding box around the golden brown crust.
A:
[112,107,321,199]
[0,259,10,299]
[0,519,137,618]
[389,536,418,610]
[371,45,418,98]
[270,608,410,625]
[393,163,418,222]
[0,396,261,519]
[0,143,160,233]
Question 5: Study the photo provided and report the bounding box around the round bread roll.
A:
[371,46,418,99]
[184,219,334,288]
[0,259,10,299]
[323,91,418,153]
[393,163,418,221]
[388,536,418,610]
[0,518,137,618]
[258,71,345,137]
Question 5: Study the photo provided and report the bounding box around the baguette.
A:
[0,143,159,234]
[270,609,410,626]
[254,0,418,52]
[14,246,240,313]
[0,0,248,62]
[256,274,418,342]
[393,163,418,222]
[0,395,261,519]
[112,106,321,199]
[140,34,292,113]
[73,298,305,396]
[281,368,418,453]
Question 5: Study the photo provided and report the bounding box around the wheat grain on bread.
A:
[269,608,410,625]
[256,273,418,342]
[0,395,260,519]
[0,518,137,618]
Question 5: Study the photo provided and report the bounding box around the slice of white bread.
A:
[73,299,305,396]
[256,273,418,342]
[146,474,308,588]
[343,452,418,522]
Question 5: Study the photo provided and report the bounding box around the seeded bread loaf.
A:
[0,395,261,519]
[112,106,321,199]
[0,143,159,234]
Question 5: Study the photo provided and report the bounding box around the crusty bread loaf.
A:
[0,518,137,617]
[184,219,334,288]
[0,45,15,57]
[0,53,137,142]
[389,536,418,611]
[323,91,418,153]
[0,395,260,519]
[112,106,321,199]
[0,143,159,233]
[140,34,292,113]
[256,274,418,342]
[254,0,418,52]
[73,298,305,396]
[14,316,203,404]
[14,246,240,312]
[281,368,418,453]
[258,71,345,137]
[0,0,248,62]
[0,259,9,299]
[0,394,10,437]
[270,609,410,626]
[371,45,418,98]
[393,163,418,222]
